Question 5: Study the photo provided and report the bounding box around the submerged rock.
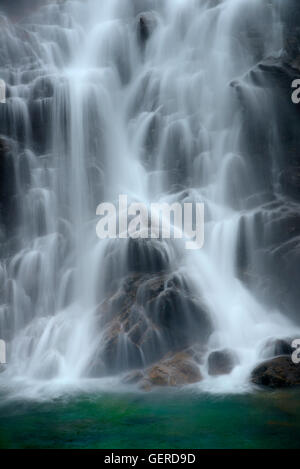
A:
[207,349,239,376]
[251,356,300,388]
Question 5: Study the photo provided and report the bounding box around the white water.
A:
[0,0,298,398]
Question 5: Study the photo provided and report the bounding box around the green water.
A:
[0,389,300,449]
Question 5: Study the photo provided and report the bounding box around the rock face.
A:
[280,167,300,201]
[93,271,212,376]
[251,356,300,388]
[124,350,202,389]
[207,349,239,376]
[283,1,300,69]
[0,138,17,232]
[232,39,300,322]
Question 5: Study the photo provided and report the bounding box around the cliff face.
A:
[0,0,299,388]
[228,2,300,324]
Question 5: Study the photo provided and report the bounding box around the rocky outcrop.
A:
[124,349,202,389]
[92,271,212,376]
[207,349,239,376]
[251,356,300,388]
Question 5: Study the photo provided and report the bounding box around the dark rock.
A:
[95,272,212,375]
[273,339,294,356]
[280,167,300,201]
[251,356,300,388]
[31,76,55,100]
[0,138,17,232]
[282,0,300,67]
[235,201,300,323]
[29,98,52,152]
[99,237,179,299]
[137,12,157,44]
[207,349,239,376]
[127,238,171,274]
[260,338,294,359]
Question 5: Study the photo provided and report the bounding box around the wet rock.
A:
[144,352,202,388]
[124,350,202,389]
[127,238,171,274]
[282,0,300,68]
[0,138,17,231]
[257,210,300,323]
[96,272,212,374]
[260,338,294,359]
[100,238,178,297]
[31,76,55,100]
[122,370,144,385]
[251,356,300,388]
[235,201,300,324]
[207,349,239,376]
[29,98,52,152]
[280,167,300,201]
[137,12,157,44]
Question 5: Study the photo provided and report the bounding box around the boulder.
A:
[124,350,202,389]
[144,353,201,388]
[207,349,239,376]
[260,337,294,359]
[251,356,300,388]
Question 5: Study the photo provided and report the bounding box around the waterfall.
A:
[0,0,299,396]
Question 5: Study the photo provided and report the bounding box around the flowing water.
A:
[0,0,299,402]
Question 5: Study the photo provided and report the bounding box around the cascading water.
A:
[0,0,299,397]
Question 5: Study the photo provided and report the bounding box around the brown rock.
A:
[140,351,202,389]
[251,356,300,388]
